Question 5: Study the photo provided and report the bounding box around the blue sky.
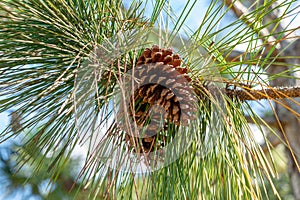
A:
[0,112,9,134]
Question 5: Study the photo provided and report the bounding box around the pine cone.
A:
[125,45,196,153]
[137,45,191,81]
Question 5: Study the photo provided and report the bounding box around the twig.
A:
[224,86,300,101]
[195,83,300,101]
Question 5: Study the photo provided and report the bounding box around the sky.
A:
[0,112,9,134]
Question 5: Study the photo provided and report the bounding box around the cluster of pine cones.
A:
[124,45,196,154]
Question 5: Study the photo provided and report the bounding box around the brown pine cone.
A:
[125,45,196,153]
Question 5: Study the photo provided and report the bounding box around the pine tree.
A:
[0,0,299,199]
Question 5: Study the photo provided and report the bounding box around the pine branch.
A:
[225,86,300,101]
[195,82,300,101]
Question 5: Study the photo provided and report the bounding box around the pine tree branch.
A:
[224,86,300,101]
[195,83,300,101]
